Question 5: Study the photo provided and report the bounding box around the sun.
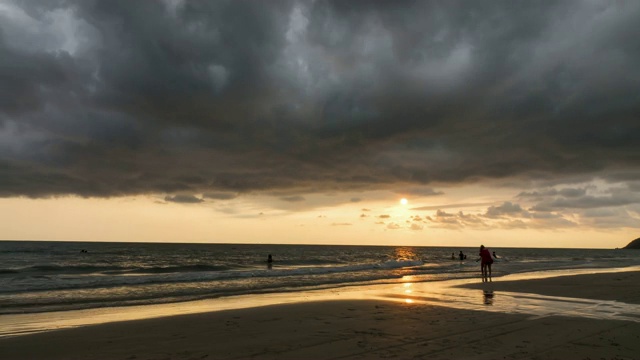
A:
[400,198,408,205]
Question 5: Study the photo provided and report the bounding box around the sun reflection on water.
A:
[393,247,418,261]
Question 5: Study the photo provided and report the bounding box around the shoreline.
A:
[2,266,640,338]
[2,267,640,359]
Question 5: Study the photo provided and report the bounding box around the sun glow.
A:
[400,198,408,205]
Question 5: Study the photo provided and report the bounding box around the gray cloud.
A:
[280,195,306,202]
[410,223,423,231]
[518,187,588,200]
[485,202,529,218]
[164,194,204,203]
[412,202,496,211]
[393,187,444,196]
[423,206,579,230]
[386,222,401,230]
[530,186,640,211]
[203,192,238,200]
[1,1,640,199]
[427,210,468,228]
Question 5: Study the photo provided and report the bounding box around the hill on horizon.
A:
[623,238,640,249]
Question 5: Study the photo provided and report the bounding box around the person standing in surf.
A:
[479,245,494,282]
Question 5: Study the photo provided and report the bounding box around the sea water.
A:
[1,241,639,315]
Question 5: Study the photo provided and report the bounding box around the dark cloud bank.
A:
[1,0,639,201]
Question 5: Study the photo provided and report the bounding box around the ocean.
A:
[2,240,639,315]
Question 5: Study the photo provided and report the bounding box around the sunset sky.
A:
[1,1,639,248]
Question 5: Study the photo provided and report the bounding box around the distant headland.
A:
[623,238,640,249]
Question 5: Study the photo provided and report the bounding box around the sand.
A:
[2,271,640,360]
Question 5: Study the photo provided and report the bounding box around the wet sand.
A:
[2,270,640,360]
[459,270,640,304]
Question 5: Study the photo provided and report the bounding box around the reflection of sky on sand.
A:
[369,268,640,324]
[2,267,640,337]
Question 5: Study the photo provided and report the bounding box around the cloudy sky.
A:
[1,0,639,248]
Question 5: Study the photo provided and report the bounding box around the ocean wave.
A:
[2,264,126,275]
[377,260,423,268]
[123,264,231,274]
[0,259,425,294]
[3,242,639,315]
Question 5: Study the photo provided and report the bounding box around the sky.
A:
[1,0,639,248]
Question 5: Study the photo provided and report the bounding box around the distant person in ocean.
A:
[479,245,494,282]
[459,251,464,261]
[492,251,498,259]
[451,253,455,260]
[267,254,273,269]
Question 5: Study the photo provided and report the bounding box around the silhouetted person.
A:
[492,251,498,259]
[267,254,273,269]
[459,251,464,261]
[479,245,494,282]
[451,253,455,260]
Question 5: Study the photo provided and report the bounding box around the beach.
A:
[2,269,639,360]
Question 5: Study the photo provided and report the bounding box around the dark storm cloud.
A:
[2,0,640,198]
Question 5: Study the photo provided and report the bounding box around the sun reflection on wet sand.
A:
[370,268,640,324]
